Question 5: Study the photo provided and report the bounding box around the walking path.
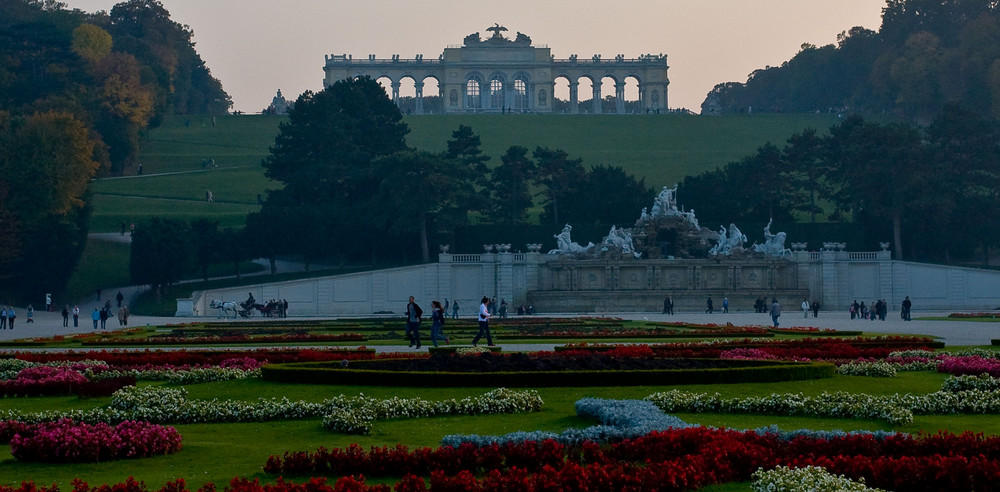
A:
[2,309,997,349]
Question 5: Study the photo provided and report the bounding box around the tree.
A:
[486,146,535,224]
[372,150,478,262]
[561,165,654,226]
[533,147,586,227]
[782,128,831,223]
[129,218,193,300]
[189,218,222,282]
[71,23,111,62]
[260,76,409,261]
[0,110,99,300]
[826,116,929,259]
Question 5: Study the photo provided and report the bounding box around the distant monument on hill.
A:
[322,24,668,114]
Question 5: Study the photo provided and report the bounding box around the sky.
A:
[62,0,886,114]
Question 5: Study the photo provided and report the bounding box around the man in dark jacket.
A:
[406,296,423,348]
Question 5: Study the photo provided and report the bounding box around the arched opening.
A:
[375,76,395,103]
[489,75,506,111]
[513,74,529,112]
[419,76,441,114]
[465,75,483,110]
[576,76,595,113]
[396,76,417,115]
[624,75,642,114]
[553,75,570,113]
[599,76,618,113]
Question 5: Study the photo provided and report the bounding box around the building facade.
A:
[322,25,669,114]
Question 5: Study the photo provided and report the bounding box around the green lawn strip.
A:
[64,237,132,305]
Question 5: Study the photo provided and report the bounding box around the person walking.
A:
[472,296,493,347]
[706,297,713,314]
[61,305,69,327]
[116,291,124,308]
[811,300,820,318]
[5,306,13,329]
[73,305,80,327]
[451,300,459,319]
[801,298,810,318]
[91,307,100,330]
[99,306,108,329]
[26,305,33,323]
[118,305,129,326]
[722,297,729,313]
[405,296,422,349]
[1,305,6,329]
[665,296,674,315]
[902,296,912,321]
[770,299,781,327]
[429,300,449,347]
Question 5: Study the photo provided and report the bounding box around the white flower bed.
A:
[837,361,897,377]
[751,465,887,492]
[646,387,1000,426]
[321,387,544,434]
[0,385,542,432]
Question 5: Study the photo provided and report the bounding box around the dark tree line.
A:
[703,0,1000,122]
[679,105,1000,262]
[0,0,230,302]
[231,77,653,267]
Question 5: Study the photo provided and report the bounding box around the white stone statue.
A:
[650,184,679,218]
[640,207,648,220]
[710,223,748,256]
[600,225,641,258]
[548,224,594,254]
[753,219,790,256]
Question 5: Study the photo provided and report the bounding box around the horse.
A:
[209,299,239,319]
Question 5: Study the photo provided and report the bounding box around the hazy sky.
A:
[62,0,885,113]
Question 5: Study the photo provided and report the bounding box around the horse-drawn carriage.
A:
[210,299,283,318]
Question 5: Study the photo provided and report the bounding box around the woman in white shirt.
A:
[472,296,494,347]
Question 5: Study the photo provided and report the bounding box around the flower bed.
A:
[80,333,366,346]
[7,419,182,462]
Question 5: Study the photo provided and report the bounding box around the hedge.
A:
[260,359,835,387]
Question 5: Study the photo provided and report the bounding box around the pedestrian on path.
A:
[26,305,33,323]
[405,296,422,349]
[770,299,781,327]
[472,296,493,347]
[73,305,80,327]
[451,300,459,319]
[91,307,99,330]
[1,306,6,329]
[62,305,69,327]
[6,306,14,329]
[801,299,810,318]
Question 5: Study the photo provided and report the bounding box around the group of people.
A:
[90,300,129,330]
[405,295,496,349]
[850,297,910,321]
[799,299,821,318]
[61,305,82,327]
[0,305,16,329]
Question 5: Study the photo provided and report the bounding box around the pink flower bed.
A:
[8,419,182,462]
[937,355,1000,377]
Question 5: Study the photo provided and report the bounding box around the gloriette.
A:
[323,24,669,114]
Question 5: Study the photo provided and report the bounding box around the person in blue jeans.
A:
[429,300,449,347]
[91,307,100,329]
[770,299,781,327]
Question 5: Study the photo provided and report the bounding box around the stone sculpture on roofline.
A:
[547,184,792,259]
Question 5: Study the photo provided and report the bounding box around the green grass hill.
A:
[89,113,840,233]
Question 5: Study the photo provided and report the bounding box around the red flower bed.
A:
[0,366,88,397]
[8,419,182,462]
[7,348,408,367]
[262,428,1000,491]
[80,333,366,346]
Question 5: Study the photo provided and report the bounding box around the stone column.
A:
[569,81,579,114]
[592,83,602,114]
[638,84,647,113]
[390,81,401,106]
[414,81,424,114]
[615,81,626,114]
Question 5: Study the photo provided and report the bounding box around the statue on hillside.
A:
[548,224,595,254]
[753,219,790,256]
[650,184,678,217]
